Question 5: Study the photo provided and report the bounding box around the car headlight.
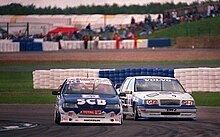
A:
[182,100,194,105]
[62,103,78,108]
[144,100,159,105]
[105,104,120,109]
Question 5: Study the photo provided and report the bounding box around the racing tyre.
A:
[134,106,139,121]
[123,114,127,120]
[119,116,123,125]
[55,111,61,125]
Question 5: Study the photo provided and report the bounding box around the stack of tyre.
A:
[99,68,174,85]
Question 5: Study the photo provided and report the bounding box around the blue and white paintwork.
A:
[119,76,196,120]
[52,77,123,125]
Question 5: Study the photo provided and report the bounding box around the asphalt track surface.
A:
[0,105,220,137]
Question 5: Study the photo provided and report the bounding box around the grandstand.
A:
[0,14,160,36]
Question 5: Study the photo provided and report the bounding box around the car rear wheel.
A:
[55,111,61,124]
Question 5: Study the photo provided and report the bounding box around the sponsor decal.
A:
[167,109,177,112]
[81,110,102,115]
[144,78,172,82]
[82,95,100,98]
[146,93,159,97]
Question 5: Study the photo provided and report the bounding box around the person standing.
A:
[93,33,99,49]
[83,35,88,49]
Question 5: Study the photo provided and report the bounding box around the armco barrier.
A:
[0,41,20,52]
[148,39,171,48]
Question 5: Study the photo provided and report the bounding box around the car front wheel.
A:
[55,110,61,125]
[134,106,139,121]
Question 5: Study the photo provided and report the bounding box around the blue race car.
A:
[52,77,123,125]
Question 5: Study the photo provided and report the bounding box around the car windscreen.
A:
[62,81,116,95]
[135,78,185,92]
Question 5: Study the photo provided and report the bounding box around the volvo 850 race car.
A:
[52,77,123,125]
[118,76,196,120]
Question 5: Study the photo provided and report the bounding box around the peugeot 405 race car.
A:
[52,77,123,125]
[118,76,196,120]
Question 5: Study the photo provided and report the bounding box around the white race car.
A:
[119,76,196,120]
[52,77,123,125]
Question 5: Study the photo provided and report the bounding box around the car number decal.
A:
[77,99,106,105]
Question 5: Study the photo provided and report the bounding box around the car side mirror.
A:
[124,90,132,94]
[52,90,60,95]
[119,92,126,97]
[187,90,192,94]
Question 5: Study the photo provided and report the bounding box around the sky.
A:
[0,0,204,8]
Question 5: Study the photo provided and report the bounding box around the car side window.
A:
[127,78,135,92]
[121,78,131,93]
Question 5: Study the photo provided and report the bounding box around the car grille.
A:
[160,100,180,106]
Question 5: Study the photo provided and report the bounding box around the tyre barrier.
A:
[0,39,59,52]
[12,39,41,52]
[174,68,220,92]
[59,39,149,50]
[42,41,59,51]
[33,67,219,92]
[33,69,100,89]
[60,40,84,50]
[0,41,20,52]
[148,39,172,48]
[33,68,174,89]
[99,68,174,84]
[0,38,169,52]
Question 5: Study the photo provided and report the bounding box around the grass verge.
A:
[0,60,219,67]
[192,92,220,106]
[0,93,56,104]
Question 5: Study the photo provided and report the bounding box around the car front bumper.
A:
[59,110,123,124]
[137,106,196,119]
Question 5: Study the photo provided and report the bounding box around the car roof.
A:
[126,76,177,80]
[66,77,109,81]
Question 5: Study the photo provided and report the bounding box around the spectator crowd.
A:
[1,2,220,42]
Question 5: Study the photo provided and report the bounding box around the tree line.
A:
[0,1,216,15]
